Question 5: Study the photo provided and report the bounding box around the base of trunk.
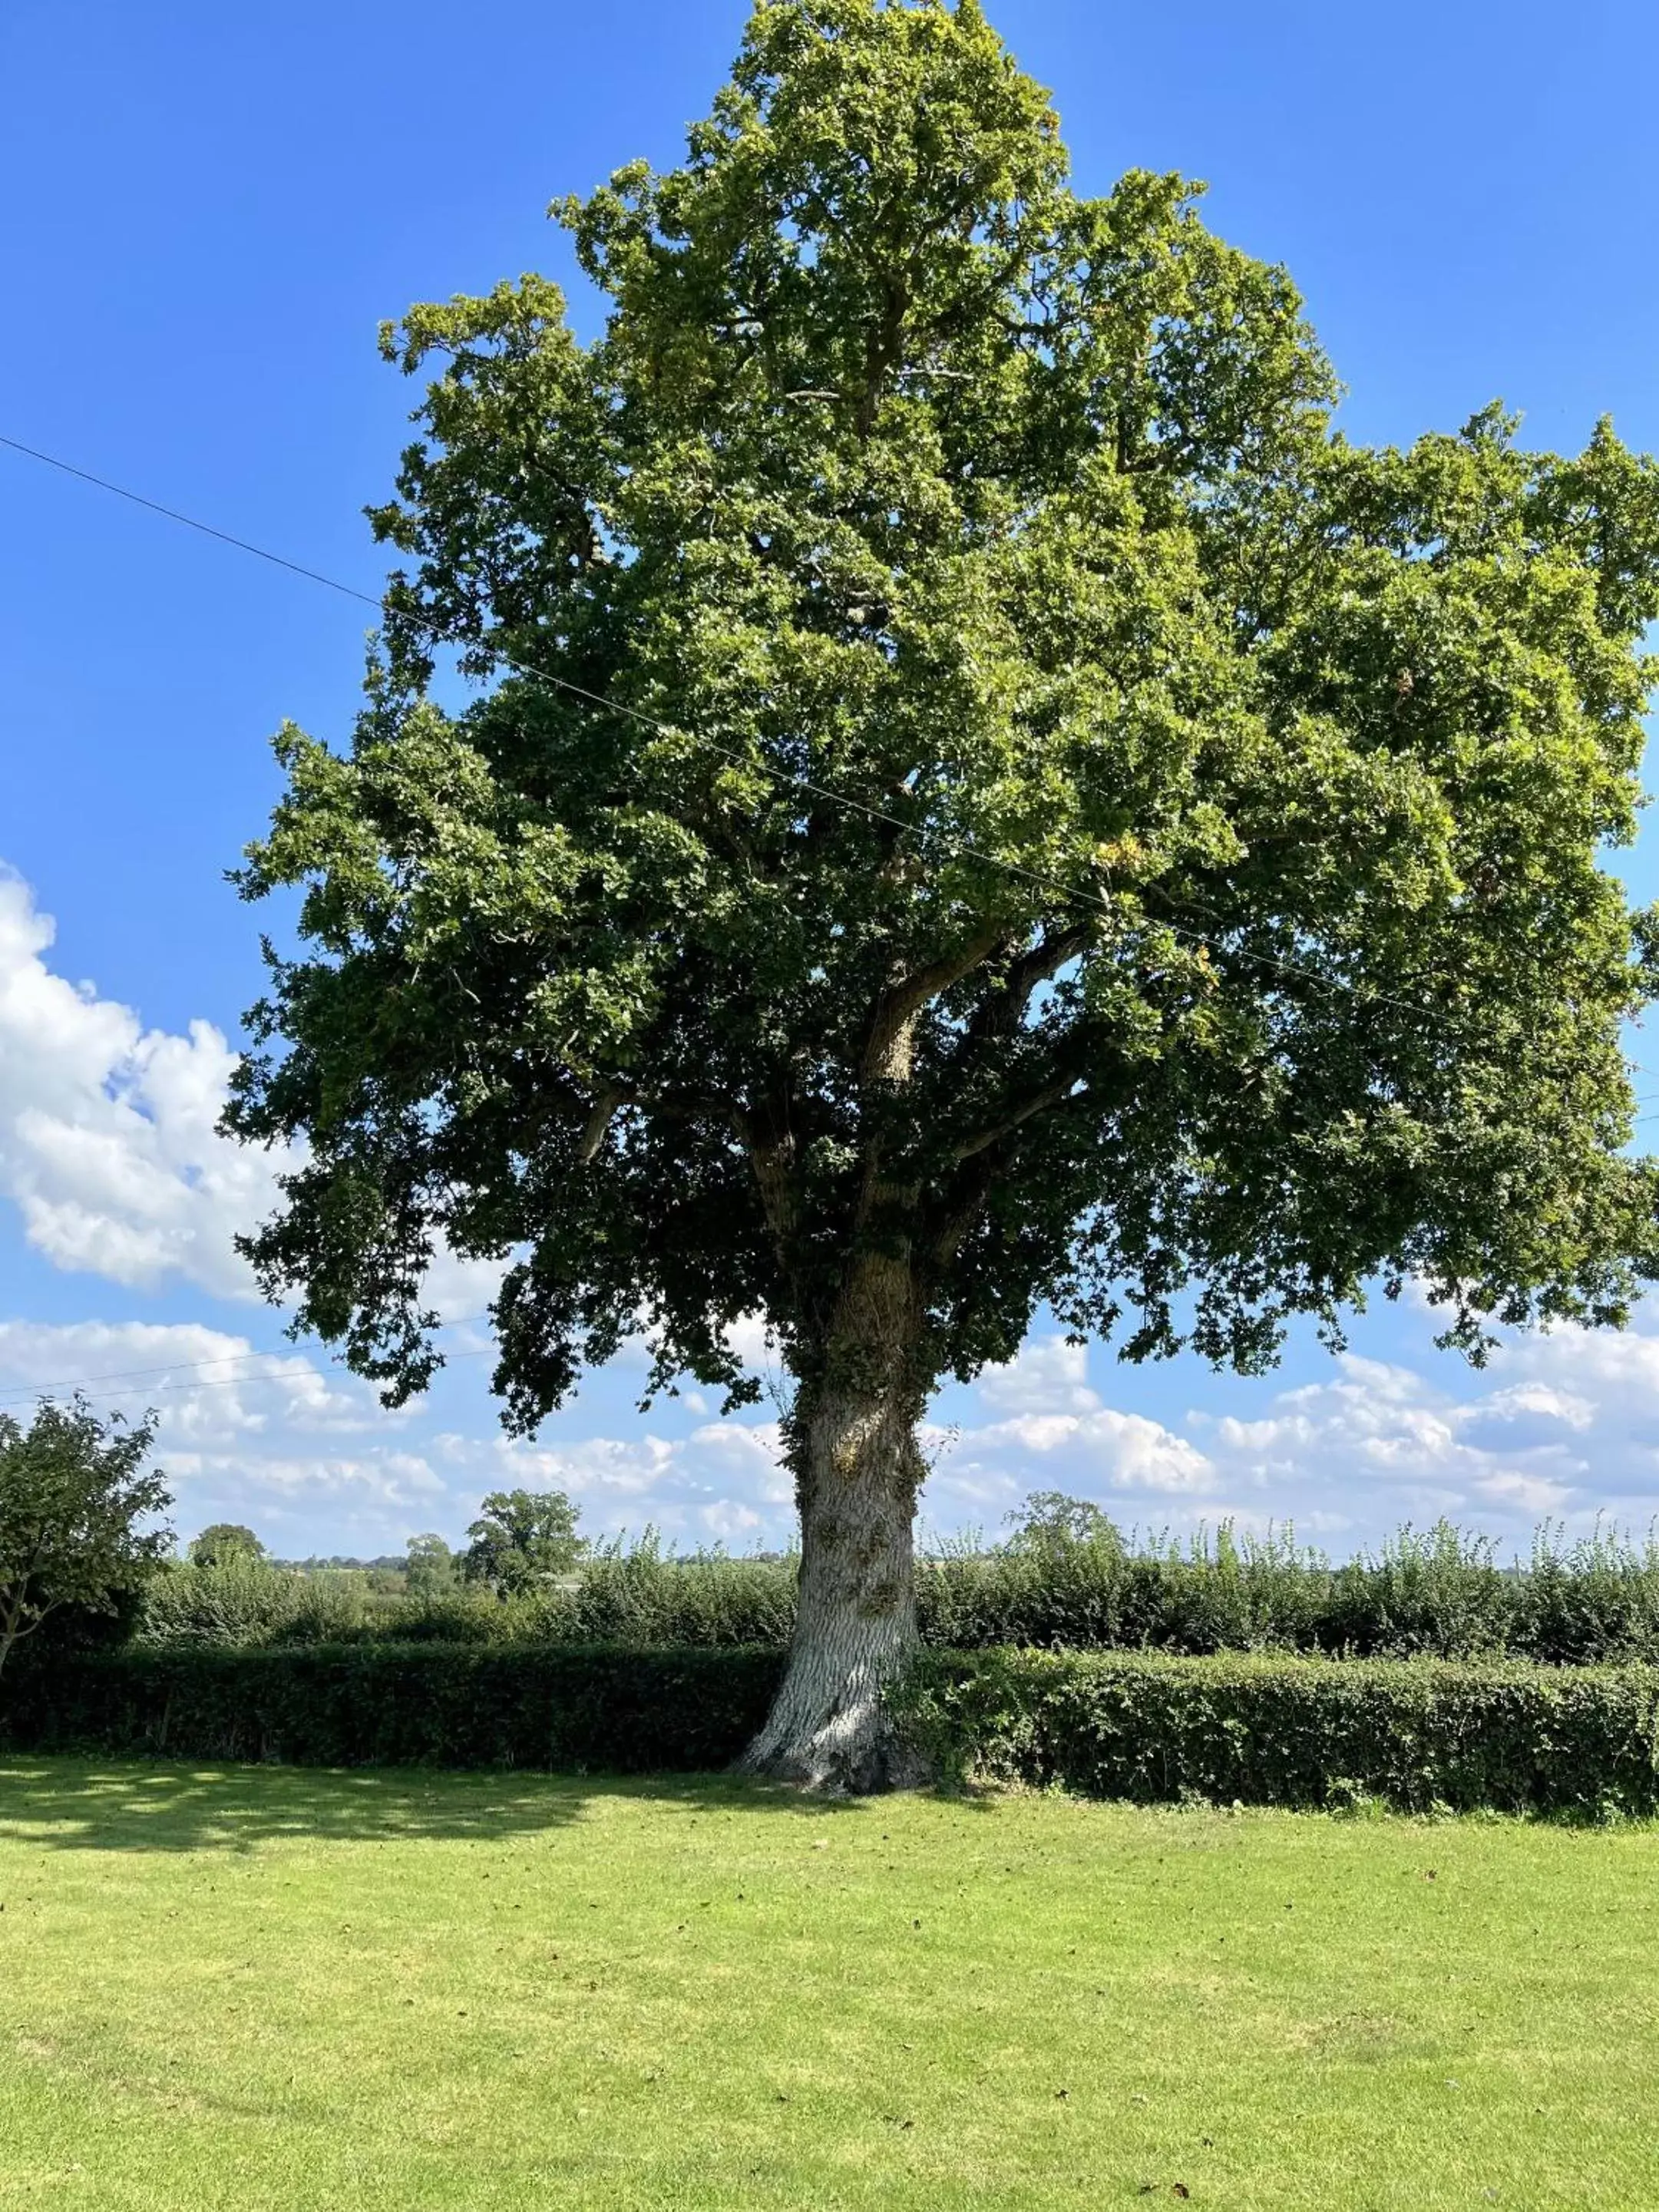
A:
[745,1304,930,1792]
[736,1638,928,1794]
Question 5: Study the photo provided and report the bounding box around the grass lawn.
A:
[1,1762,1657,2208]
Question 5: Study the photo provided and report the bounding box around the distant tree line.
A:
[16,1403,1659,1675]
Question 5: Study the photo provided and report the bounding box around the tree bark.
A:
[738,1256,930,1793]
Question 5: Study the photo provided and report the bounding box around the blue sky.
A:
[4,0,1659,1561]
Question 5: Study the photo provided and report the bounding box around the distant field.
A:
[1,1763,1656,2209]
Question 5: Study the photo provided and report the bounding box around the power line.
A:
[3,418,1655,1396]
[1,425,1524,1029]
[0,1342,500,1417]
[0,433,384,608]
[0,1313,494,1412]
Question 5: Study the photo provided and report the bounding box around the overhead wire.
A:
[0,426,1542,1030]
[0,1342,501,1418]
[4,428,1658,1409]
[0,1313,496,1413]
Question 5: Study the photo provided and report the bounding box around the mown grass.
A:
[1,1761,1656,2208]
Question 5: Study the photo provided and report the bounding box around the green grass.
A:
[1,1762,1657,2208]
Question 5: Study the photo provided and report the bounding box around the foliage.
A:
[120,1513,1659,1665]
[0,1399,171,1678]
[133,1559,399,1649]
[404,1531,459,1598]
[130,1536,795,1651]
[9,1635,1659,1817]
[0,1642,782,1771]
[187,1523,266,1568]
[225,0,1659,1443]
[889,1647,1659,1817]
[565,1534,798,1648]
[922,1514,1659,1662]
[462,1489,585,1595]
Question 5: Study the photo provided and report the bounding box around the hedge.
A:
[7,1643,1659,1817]
[0,1644,782,1771]
[890,1648,1659,1818]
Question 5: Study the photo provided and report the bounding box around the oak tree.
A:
[461,1489,585,1595]
[227,0,1659,1786]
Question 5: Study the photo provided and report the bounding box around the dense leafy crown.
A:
[228,0,1659,1424]
[0,1399,171,1658]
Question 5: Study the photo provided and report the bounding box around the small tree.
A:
[405,1530,460,1598]
[187,1523,266,1569]
[0,1398,171,1680]
[462,1490,584,1596]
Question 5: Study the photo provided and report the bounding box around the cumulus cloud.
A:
[1181,1332,1659,1542]
[0,1316,792,1552]
[0,1319,441,1548]
[0,867,506,1327]
[0,869,285,1295]
[472,1417,794,1531]
[977,1334,1101,1415]
[0,1319,385,1442]
[922,1327,1659,1551]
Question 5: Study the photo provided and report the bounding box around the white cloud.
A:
[928,1327,1659,1550]
[924,1347,1217,1536]
[0,1319,385,1442]
[0,869,285,1296]
[1472,1382,1596,1432]
[1472,1470,1577,1516]
[977,1334,1101,1415]
[0,1320,432,1550]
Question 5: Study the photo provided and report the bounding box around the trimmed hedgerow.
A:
[0,1644,782,1771]
[888,1648,1659,1818]
[7,1641,1659,1817]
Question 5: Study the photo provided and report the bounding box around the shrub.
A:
[121,1516,1659,1667]
[0,1642,782,1771]
[131,1541,799,1652]
[7,1639,1659,1817]
[915,1517,1659,1665]
[890,1648,1659,1819]
[916,1519,1334,1654]
[564,1539,798,1648]
[135,1561,394,1648]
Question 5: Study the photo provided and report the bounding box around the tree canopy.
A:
[188,1523,266,1569]
[226,0,1659,1782]
[0,1398,171,1678]
[462,1490,585,1596]
[404,1531,460,1598]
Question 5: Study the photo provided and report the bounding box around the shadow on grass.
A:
[0,1758,874,1855]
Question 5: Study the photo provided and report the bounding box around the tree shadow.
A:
[0,1758,874,1856]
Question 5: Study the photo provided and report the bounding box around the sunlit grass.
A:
[1,1760,1656,2207]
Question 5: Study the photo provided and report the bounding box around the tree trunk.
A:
[738,1256,930,1793]
[739,1376,925,1791]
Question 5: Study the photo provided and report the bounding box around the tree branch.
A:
[861,923,1013,1085]
[577,1082,633,1164]
[730,1103,801,1290]
[950,1076,1085,1164]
